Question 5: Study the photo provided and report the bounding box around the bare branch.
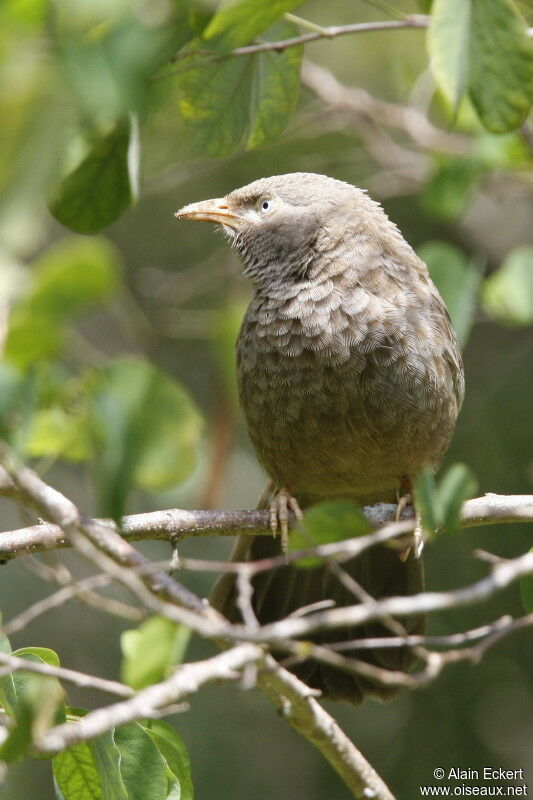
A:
[0,652,134,698]
[257,551,533,641]
[301,59,469,155]
[168,15,533,64]
[3,572,144,636]
[0,452,212,620]
[36,644,264,754]
[329,614,517,650]
[1,486,532,563]
[257,656,397,800]
[2,445,532,799]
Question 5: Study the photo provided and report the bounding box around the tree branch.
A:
[1,447,532,800]
[168,15,533,65]
[255,551,533,641]
[301,58,469,155]
[0,652,134,699]
[257,655,397,800]
[35,644,265,755]
[1,482,532,563]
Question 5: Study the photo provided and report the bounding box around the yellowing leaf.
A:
[178,21,302,156]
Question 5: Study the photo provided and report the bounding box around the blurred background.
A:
[0,0,532,797]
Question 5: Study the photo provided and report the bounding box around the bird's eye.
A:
[260,199,272,212]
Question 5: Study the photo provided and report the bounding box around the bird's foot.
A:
[395,492,412,522]
[270,488,303,554]
[396,481,422,560]
[401,514,425,560]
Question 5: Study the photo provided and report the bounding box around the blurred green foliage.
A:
[429,0,533,131]
[53,718,190,800]
[121,616,191,690]
[415,463,478,537]
[0,0,532,798]
[290,501,370,568]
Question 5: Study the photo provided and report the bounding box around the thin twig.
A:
[3,573,144,636]
[36,644,264,754]
[0,652,134,698]
[168,14,532,64]
[301,59,469,155]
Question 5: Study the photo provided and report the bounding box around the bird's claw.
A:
[270,488,303,554]
[395,492,412,522]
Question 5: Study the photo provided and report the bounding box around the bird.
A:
[175,173,464,704]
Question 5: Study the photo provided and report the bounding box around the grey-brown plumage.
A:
[176,173,464,704]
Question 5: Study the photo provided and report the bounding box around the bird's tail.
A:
[210,532,424,704]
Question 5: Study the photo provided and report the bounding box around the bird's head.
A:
[175,172,387,290]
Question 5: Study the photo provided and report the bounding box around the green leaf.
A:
[429,0,533,132]
[143,720,194,800]
[418,241,481,346]
[90,731,128,800]
[414,467,442,536]
[6,236,120,370]
[48,121,133,233]
[53,2,178,122]
[4,314,63,370]
[0,645,63,722]
[203,0,304,51]
[290,501,370,568]
[55,716,177,800]
[54,741,103,800]
[0,631,15,716]
[415,463,477,535]
[246,21,303,150]
[438,463,478,534]
[121,616,191,690]
[114,724,168,800]
[428,0,471,112]
[0,664,63,763]
[519,549,533,613]
[25,406,92,461]
[422,157,484,222]
[481,246,533,325]
[89,356,203,518]
[468,0,533,133]
[178,52,252,156]
[28,237,121,322]
[0,674,54,762]
[12,647,60,668]
[178,21,302,156]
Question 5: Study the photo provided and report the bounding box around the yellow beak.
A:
[174,197,241,228]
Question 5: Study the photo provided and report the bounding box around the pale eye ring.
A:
[260,199,272,212]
